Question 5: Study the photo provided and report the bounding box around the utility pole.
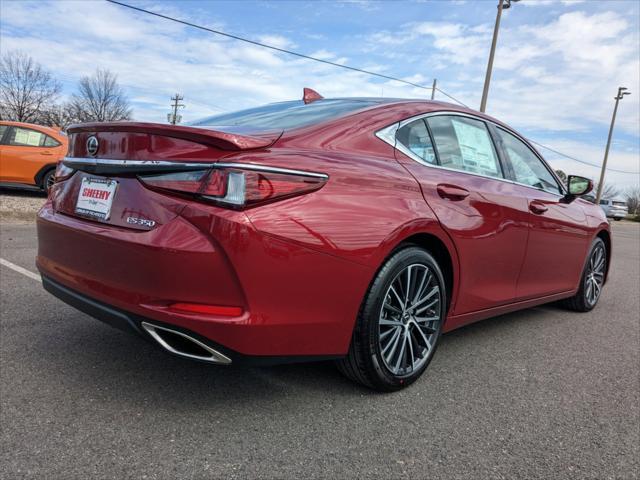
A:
[431,78,437,100]
[480,0,519,113]
[167,93,184,125]
[595,87,631,203]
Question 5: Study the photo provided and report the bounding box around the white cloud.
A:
[0,0,637,181]
[537,139,640,190]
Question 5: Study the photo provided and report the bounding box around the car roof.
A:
[0,121,65,139]
[309,97,506,126]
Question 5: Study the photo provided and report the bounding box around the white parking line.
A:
[0,258,40,282]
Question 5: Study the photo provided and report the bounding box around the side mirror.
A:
[563,175,593,203]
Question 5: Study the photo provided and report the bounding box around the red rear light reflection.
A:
[169,302,243,317]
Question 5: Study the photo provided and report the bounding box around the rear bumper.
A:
[41,274,341,366]
[37,199,372,359]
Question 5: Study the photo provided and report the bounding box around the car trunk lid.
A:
[52,122,282,230]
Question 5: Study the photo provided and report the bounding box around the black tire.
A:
[336,246,447,391]
[613,218,622,221]
[41,169,55,191]
[562,237,607,312]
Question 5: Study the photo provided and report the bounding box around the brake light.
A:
[139,165,327,209]
[138,170,209,194]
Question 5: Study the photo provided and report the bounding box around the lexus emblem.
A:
[86,136,99,156]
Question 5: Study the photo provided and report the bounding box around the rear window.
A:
[190,99,379,130]
[7,127,47,147]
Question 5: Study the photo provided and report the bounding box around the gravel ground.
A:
[0,190,47,223]
[0,221,638,479]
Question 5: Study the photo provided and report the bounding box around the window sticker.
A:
[13,129,30,145]
[13,129,43,146]
[450,119,498,175]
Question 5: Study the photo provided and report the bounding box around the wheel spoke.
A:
[406,330,415,372]
[412,285,439,310]
[380,318,403,326]
[411,269,431,306]
[413,324,432,350]
[389,285,404,310]
[593,278,601,297]
[380,326,400,341]
[382,327,402,358]
[405,266,412,308]
[417,323,437,335]
[383,302,403,315]
[585,279,593,300]
[394,330,408,372]
[594,257,604,273]
[415,296,439,315]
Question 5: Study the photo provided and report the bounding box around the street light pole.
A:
[480,0,518,113]
[595,87,630,204]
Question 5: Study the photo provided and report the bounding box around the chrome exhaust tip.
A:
[141,322,232,364]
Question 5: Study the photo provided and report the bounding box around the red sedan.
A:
[37,90,610,391]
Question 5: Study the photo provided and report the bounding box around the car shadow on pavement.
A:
[18,302,572,406]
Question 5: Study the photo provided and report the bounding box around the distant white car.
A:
[599,198,628,221]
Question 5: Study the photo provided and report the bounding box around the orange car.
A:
[0,121,68,190]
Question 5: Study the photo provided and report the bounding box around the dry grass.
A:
[0,190,47,224]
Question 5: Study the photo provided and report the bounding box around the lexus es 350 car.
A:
[36,89,610,391]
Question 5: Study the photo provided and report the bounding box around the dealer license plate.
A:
[75,177,118,221]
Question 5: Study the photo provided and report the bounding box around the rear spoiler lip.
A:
[66,122,282,151]
[62,157,329,178]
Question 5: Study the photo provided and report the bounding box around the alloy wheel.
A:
[585,244,605,307]
[378,263,442,376]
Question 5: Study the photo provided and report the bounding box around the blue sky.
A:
[1,0,638,189]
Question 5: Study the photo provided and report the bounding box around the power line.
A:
[434,87,470,108]
[528,139,639,175]
[436,85,638,175]
[106,0,436,93]
[106,0,638,175]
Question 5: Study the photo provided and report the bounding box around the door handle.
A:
[40,151,53,156]
[437,184,470,201]
[529,201,548,214]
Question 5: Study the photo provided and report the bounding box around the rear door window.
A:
[426,115,503,178]
[7,127,47,147]
[0,125,8,144]
[395,119,437,165]
[44,135,60,147]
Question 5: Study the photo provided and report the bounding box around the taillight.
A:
[139,165,327,209]
[54,161,75,183]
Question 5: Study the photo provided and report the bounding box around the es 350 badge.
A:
[126,216,156,228]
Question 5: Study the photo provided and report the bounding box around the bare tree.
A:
[69,69,132,122]
[624,186,640,215]
[38,104,77,130]
[0,51,61,123]
[593,182,620,200]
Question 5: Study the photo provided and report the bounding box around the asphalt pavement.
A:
[1,221,638,479]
